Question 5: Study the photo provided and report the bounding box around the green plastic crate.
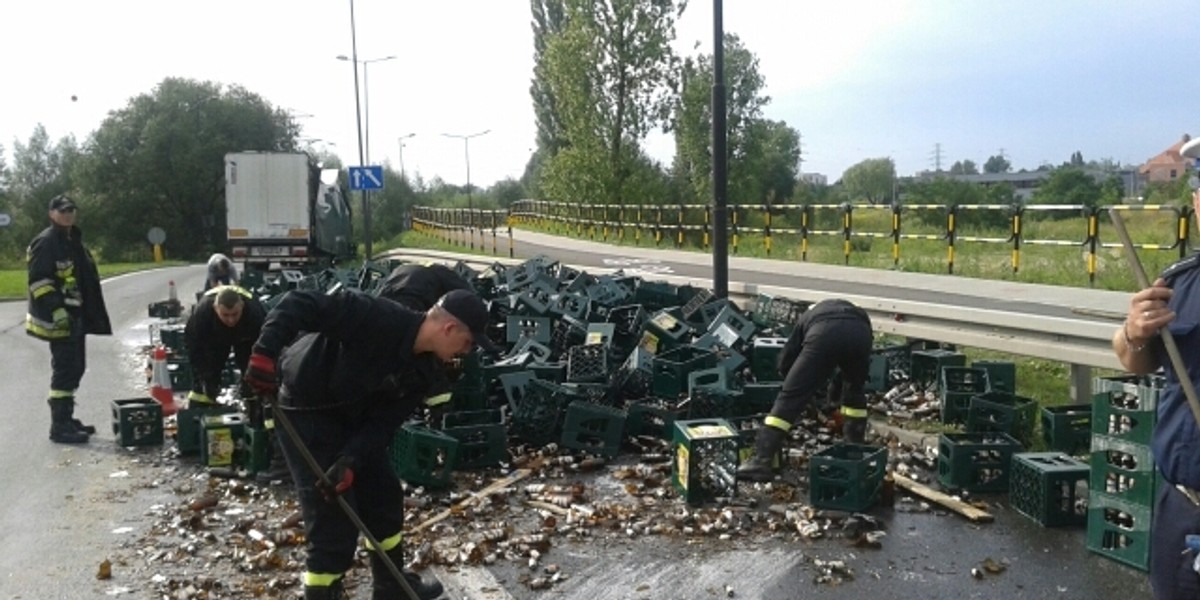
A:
[442,410,508,469]
[967,391,1038,445]
[1092,375,1163,411]
[110,398,163,447]
[750,337,787,382]
[910,349,966,386]
[640,310,694,355]
[175,403,238,455]
[672,418,739,505]
[1040,404,1092,455]
[1090,434,1156,507]
[972,360,1016,393]
[390,424,459,488]
[561,401,626,458]
[1092,390,1155,446]
[200,413,246,468]
[939,367,991,425]
[1086,492,1151,572]
[809,443,888,512]
[652,345,719,399]
[937,432,1023,492]
[625,399,684,440]
[1009,452,1089,527]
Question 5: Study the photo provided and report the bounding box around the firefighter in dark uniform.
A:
[738,298,873,482]
[244,288,496,600]
[184,285,265,406]
[1115,137,1200,599]
[26,195,112,444]
[377,262,473,310]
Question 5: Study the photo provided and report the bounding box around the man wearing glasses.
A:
[25,195,112,444]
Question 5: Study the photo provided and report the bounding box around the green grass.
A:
[0,261,187,301]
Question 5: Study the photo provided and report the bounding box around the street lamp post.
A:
[441,130,491,250]
[397,133,416,177]
[337,51,395,259]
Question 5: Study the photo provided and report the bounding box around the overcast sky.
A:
[3,0,1197,189]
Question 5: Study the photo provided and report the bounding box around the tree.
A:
[1031,166,1102,211]
[949,160,978,175]
[984,154,1011,174]
[487,178,527,208]
[526,0,569,198]
[1069,151,1085,167]
[841,158,895,205]
[6,125,80,256]
[672,33,785,205]
[74,78,298,259]
[539,0,687,206]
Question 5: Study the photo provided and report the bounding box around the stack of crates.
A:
[672,418,739,505]
[1009,452,1089,526]
[937,432,1023,492]
[939,366,990,425]
[1087,375,1162,571]
[809,443,888,512]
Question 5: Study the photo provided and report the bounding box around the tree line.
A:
[1,0,1188,265]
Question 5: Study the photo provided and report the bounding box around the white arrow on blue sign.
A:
[0,213,10,227]
[349,166,385,191]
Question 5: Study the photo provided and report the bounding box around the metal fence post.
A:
[946,205,957,274]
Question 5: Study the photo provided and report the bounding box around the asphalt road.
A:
[0,257,1155,600]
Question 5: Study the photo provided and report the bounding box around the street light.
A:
[441,130,491,211]
[397,132,416,177]
[336,54,395,164]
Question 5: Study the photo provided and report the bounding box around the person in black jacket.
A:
[243,288,495,600]
[26,195,112,444]
[738,299,873,482]
[377,262,472,310]
[184,285,265,405]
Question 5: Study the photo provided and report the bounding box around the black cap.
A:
[48,195,77,211]
[436,289,497,351]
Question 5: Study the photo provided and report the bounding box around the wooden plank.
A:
[408,468,532,534]
[893,473,994,523]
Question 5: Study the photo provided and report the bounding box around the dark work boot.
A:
[303,579,345,600]
[48,398,90,444]
[737,424,787,483]
[843,416,868,444]
[65,397,96,435]
[255,430,293,485]
[371,548,444,600]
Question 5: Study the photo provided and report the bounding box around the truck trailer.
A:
[224,152,354,269]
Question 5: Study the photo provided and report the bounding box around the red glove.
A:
[317,456,355,502]
[244,352,278,396]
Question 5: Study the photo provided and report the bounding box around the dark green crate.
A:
[625,399,684,440]
[685,388,744,419]
[937,432,1023,492]
[809,443,888,512]
[972,360,1016,393]
[529,361,566,383]
[510,379,572,445]
[1092,375,1164,411]
[1041,404,1092,455]
[750,337,787,382]
[167,355,192,391]
[652,345,719,399]
[1092,390,1155,446]
[640,310,694,355]
[910,349,966,386]
[1086,491,1151,572]
[1009,452,1089,527]
[506,315,553,344]
[633,279,680,310]
[561,401,626,458]
[244,425,270,474]
[672,418,739,505]
[390,424,459,488]
[157,324,187,353]
[175,403,238,455]
[1090,434,1156,507]
[967,391,1038,445]
[200,413,247,468]
[741,383,781,415]
[111,398,164,447]
[441,411,509,469]
[939,367,990,425]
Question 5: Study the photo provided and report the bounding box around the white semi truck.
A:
[224,152,354,269]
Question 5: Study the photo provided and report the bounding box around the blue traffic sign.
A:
[349,166,385,191]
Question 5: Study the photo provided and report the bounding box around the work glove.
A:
[244,352,278,396]
[186,390,214,406]
[317,456,355,502]
[52,308,70,331]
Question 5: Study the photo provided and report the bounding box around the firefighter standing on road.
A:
[1113,136,1200,599]
[26,195,112,444]
[738,298,873,482]
[244,288,496,600]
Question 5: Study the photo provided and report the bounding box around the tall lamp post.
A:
[337,51,395,259]
[336,54,395,164]
[397,132,416,177]
[441,130,491,250]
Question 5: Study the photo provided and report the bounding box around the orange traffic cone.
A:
[150,345,179,416]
